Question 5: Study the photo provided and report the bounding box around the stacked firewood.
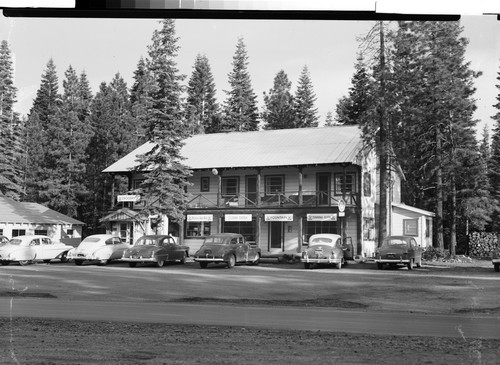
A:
[468,231,499,258]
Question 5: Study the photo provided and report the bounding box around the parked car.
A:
[374,235,423,270]
[492,249,500,272]
[193,233,261,269]
[0,235,9,246]
[300,234,353,269]
[121,235,189,267]
[67,234,129,265]
[0,235,73,265]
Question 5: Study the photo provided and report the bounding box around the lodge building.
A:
[102,126,434,258]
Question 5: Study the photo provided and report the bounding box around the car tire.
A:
[495,263,499,272]
[199,262,208,268]
[157,259,165,267]
[129,262,137,268]
[1,260,10,266]
[407,259,414,270]
[226,255,236,269]
[18,260,30,266]
[43,259,51,264]
[74,260,83,266]
[60,252,68,263]
[250,254,260,266]
[180,252,187,264]
[98,259,108,266]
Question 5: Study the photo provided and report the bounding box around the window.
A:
[35,229,48,236]
[200,176,210,192]
[12,229,26,237]
[265,175,284,195]
[303,219,337,244]
[403,219,419,236]
[363,172,371,197]
[186,222,211,237]
[222,219,256,243]
[334,173,356,195]
[66,229,74,237]
[222,177,239,197]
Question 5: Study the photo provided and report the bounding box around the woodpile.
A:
[468,232,499,258]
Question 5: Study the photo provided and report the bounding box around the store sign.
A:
[265,214,293,222]
[225,214,252,222]
[307,214,337,222]
[117,195,141,202]
[187,214,213,222]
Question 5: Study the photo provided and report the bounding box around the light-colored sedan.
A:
[0,235,73,265]
[68,234,129,266]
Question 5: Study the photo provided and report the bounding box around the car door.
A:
[28,238,44,260]
[35,237,53,260]
[158,237,171,261]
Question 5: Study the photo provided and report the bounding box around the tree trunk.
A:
[435,124,445,251]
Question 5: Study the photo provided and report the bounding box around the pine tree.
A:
[335,54,374,126]
[294,65,318,128]
[0,40,22,199]
[30,58,61,127]
[185,54,220,134]
[324,111,336,127]
[489,64,500,232]
[222,37,259,132]
[130,57,155,146]
[261,70,296,130]
[136,19,192,224]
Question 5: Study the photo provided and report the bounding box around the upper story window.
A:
[334,173,357,195]
[222,177,239,197]
[265,175,284,195]
[200,177,210,192]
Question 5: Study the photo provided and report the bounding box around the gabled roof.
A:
[103,126,364,173]
[0,197,85,225]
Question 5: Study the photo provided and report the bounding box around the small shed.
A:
[391,202,434,248]
[0,196,84,246]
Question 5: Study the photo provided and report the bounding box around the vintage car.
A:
[193,233,261,269]
[0,235,73,265]
[68,234,129,265]
[121,235,189,267]
[492,249,500,272]
[374,235,423,270]
[300,233,353,269]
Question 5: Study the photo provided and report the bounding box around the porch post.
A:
[298,167,303,206]
[256,168,262,206]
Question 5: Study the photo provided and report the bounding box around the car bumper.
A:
[194,257,224,262]
[121,257,157,263]
[301,257,341,264]
[374,258,410,264]
[492,258,500,264]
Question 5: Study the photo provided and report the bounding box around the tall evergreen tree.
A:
[334,54,374,126]
[130,57,155,146]
[488,63,500,232]
[294,65,319,128]
[30,58,60,127]
[261,70,295,130]
[222,37,259,132]
[136,19,192,225]
[185,54,220,134]
[0,40,22,199]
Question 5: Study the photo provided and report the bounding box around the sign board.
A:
[187,214,213,222]
[225,214,252,222]
[264,214,293,222]
[117,195,140,203]
[307,214,337,222]
[338,212,345,217]
[338,199,346,212]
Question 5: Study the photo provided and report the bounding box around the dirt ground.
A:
[1,258,499,365]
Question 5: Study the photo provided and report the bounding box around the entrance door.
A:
[316,173,331,206]
[246,176,257,206]
[269,221,283,250]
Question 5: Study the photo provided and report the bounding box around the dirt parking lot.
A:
[1,258,499,364]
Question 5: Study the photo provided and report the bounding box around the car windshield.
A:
[382,238,408,247]
[8,239,22,245]
[203,236,227,244]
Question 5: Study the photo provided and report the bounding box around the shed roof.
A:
[103,126,364,173]
[0,197,85,225]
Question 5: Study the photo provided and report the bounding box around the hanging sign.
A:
[187,214,213,222]
[225,214,252,222]
[338,199,346,212]
[265,214,293,222]
[117,195,141,203]
[307,214,337,222]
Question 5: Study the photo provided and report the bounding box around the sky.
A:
[0,12,499,137]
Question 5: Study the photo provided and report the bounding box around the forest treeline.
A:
[0,19,499,254]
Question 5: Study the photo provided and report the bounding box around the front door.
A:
[317,173,331,206]
[269,221,284,250]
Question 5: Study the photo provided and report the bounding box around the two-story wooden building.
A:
[102,126,433,258]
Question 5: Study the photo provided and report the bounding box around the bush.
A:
[421,246,446,261]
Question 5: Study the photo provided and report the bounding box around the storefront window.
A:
[222,219,256,243]
[186,222,211,237]
[303,220,337,243]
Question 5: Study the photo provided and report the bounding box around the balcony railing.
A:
[187,190,358,209]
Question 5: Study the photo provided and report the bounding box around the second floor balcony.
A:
[187,189,358,210]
